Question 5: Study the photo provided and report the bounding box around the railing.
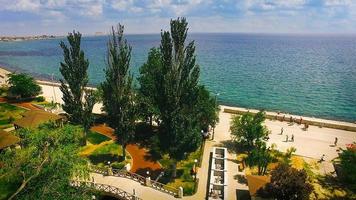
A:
[91,165,179,197]
[71,180,141,200]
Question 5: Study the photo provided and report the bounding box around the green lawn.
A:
[0,103,26,130]
[87,131,110,145]
[159,146,203,195]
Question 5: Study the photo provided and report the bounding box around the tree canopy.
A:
[59,31,95,126]
[337,143,356,191]
[257,164,313,200]
[154,18,202,164]
[0,124,92,200]
[101,24,136,160]
[7,73,42,99]
[230,111,269,152]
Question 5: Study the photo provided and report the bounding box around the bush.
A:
[7,73,42,99]
[337,143,356,191]
[257,164,313,200]
[35,96,45,102]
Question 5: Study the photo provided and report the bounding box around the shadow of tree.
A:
[134,167,165,181]
[88,154,124,165]
[316,174,356,199]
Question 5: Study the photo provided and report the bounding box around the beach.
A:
[1,66,356,160]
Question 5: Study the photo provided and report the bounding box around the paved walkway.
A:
[90,124,162,177]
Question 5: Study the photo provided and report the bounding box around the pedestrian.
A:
[290,116,293,122]
[280,127,284,135]
[286,135,289,142]
[300,117,303,124]
[291,134,294,142]
[334,137,338,146]
[320,154,325,162]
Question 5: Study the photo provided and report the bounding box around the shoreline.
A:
[0,66,355,129]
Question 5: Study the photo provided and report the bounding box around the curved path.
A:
[90,124,162,177]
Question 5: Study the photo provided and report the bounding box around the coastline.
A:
[0,66,355,130]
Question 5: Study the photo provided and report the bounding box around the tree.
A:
[153,18,202,177]
[337,143,356,191]
[59,31,96,143]
[257,164,313,200]
[7,73,42,99]
[137,47,161,126]
[0,124,92,200]
[101,24,136,160]
[195,85,219,131]
[230,111,269,152]
[245,141,273,175]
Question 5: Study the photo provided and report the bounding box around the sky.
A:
[1,0,356,36]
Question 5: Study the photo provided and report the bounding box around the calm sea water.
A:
[0,33,355,122]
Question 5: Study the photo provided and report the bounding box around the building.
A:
[13,110,64,129]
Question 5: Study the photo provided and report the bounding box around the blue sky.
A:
[1,0,356,36]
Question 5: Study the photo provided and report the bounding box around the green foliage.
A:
[0,84,8,96]
[35,96,45,102]
[87,131,110,144]
[230,111,268,152]
[154,18,202,164]
[101,24,136,160]
[338,144,356,191]
[257,164,313,200]
[0,103,26,129]
[137,47,161,125]
[0,124,92,200]
[196,85,220,130]
[59,31,96,126]
[245,142,273,175]
[7,73,42,99]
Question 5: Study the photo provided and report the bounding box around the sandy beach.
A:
[1,66,356,161]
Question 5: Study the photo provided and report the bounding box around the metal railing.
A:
[71,180,141,200]
[91,165,179,197]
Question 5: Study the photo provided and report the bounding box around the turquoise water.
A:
[0,33,355,122]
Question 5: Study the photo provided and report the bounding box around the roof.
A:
[14,110,63,129]
[246,175,271,196]
[0,130,20,149]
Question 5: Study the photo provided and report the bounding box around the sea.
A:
[0,33,355,122]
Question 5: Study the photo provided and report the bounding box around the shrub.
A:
[7,73,42,99]
[257,164,313,200]
[35,96,45,102]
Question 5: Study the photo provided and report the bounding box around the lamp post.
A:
[194,159,198,181]
[212,92,220,140]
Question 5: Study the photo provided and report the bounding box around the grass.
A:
[80,139,130,170]
[159,146,203,196]
[87,131,110,145]
[0,103,26,130]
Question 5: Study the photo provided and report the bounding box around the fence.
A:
[71,180,141,200]
[91,165,179,197]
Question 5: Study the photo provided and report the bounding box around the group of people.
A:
[280,127,294,142]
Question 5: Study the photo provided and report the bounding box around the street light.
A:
[194,159,198,181]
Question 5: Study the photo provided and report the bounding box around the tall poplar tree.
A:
[59,31,96,144]
[155,18,202,176]
[101,24,136,160]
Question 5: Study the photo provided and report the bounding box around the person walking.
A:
[334,137,338,147]
[285,135,289,142]
[291,134,294,142]
[280,127,284,135]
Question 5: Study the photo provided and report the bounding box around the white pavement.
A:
[88,108,356,200]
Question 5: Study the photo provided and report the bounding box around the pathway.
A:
[90,124,162,177]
